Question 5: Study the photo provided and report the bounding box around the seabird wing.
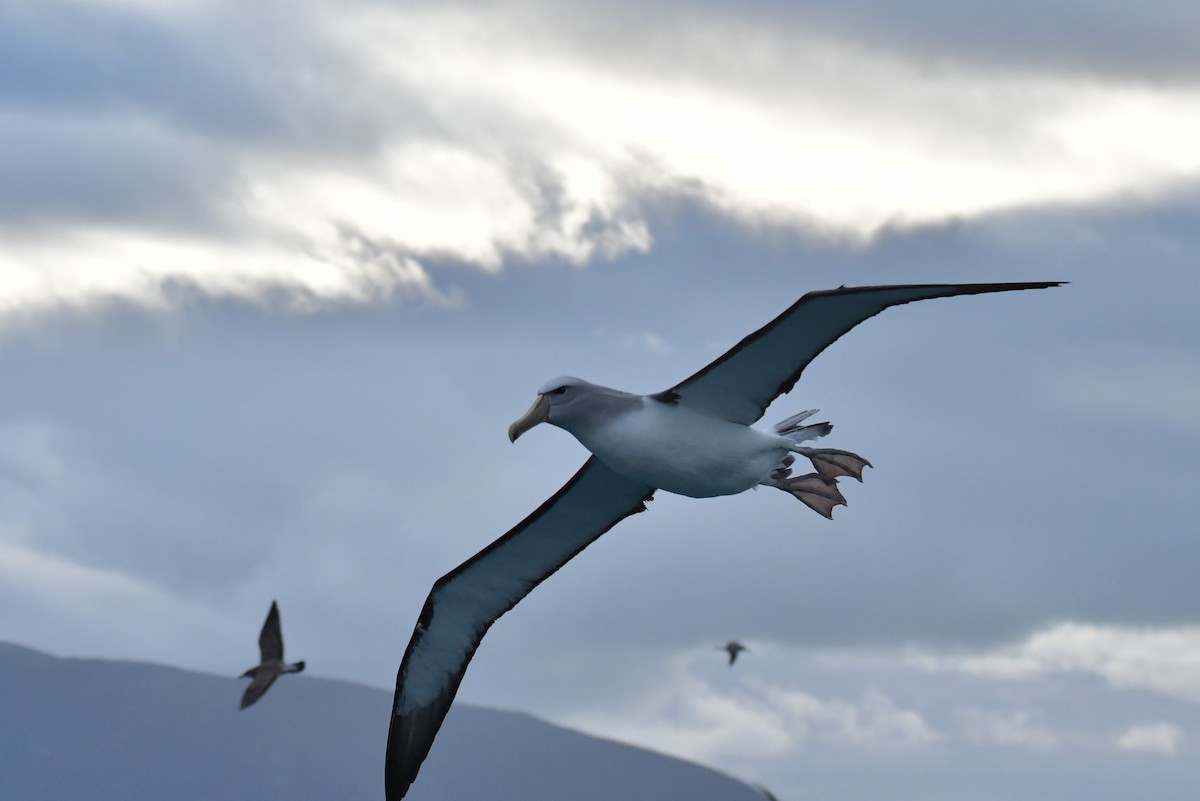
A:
[385,458,655,800]
[258,601,284,663]
[239,670,278,710]
[665,282,1063,425]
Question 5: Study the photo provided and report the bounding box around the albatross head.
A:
[508,376,638,442]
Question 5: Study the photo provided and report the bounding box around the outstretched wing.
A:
[385,458,655,800]
[239,671,278,710]
[665,282,1063,425]
[258,601,283,663]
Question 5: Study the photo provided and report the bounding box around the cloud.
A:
[602,329,675,356]
[4,0,1200,321]
[552,0,1200,82]
[0,536,238,669]
[763,684,941,747]
[1116,722,1183,754]
[565,655,939,766]
[955,709,1059,750]
[909,623,1200,705]
[341,3,1200,231]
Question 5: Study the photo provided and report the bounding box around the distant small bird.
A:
[239,600,305,710]
[719,641,749,665]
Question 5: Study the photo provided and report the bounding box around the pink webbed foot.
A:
[794,447,872,482]
[778,473,847,519]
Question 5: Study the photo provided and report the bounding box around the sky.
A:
[2,0,1199,798]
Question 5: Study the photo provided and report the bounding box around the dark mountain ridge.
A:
[0,641,765,801]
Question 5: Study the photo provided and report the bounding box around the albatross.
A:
[239,600,305,710]
[385,281,1061,799]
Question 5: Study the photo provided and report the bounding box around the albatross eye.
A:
[550,386,569,396]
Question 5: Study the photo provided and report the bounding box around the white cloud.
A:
[956,709,1059,750]
[606,330,675,356]
[69,0,204,13]
[763,684,941,746]
[0,225,442,319]
[1116,722,1184,755]
[0,538,232,669]
[5,1,1200,321]
[338,4,1200,236]
[908,622,1200,704]
[564,659,938,765]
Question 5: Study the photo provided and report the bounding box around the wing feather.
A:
[239,671,278,710]
[385,458,655,800]
[668,282,1063,424]
[258,601,283,663]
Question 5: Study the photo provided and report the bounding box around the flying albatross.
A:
[385,281,1061,799]
[239,600,306,710]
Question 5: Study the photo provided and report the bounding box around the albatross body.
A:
[512,383,825,498]
[507,378,867,514]
[385,281,1062,799]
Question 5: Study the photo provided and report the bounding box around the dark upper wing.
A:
[665,282,1063,425]
[259,601,283,663]
[385,458,655,800]
[239,670,278,710]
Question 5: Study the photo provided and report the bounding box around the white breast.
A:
[573,399,790,498]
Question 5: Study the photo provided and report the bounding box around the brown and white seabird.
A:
[239,600,305,710]
[720,641,749,665]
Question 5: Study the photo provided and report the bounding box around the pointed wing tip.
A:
[259,604,285,661]
[239,671,276,710]
[383,460,657,799]
[669,281,1065,425]
[386,689,456,801]
[383,711,421,800]
[811,280,1066,296]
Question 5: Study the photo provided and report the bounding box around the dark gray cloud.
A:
[0,1,439,234]
[576,0,1200,82]
[0,1,410,143]
[0,111,236,233]
[5,0,1195,263]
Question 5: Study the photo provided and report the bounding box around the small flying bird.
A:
[239,600,305,710]
[720,641,749,665]
[385,281,1061,799]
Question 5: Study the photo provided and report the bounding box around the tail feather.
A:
[773,409,818,433]
[773,410,832,443]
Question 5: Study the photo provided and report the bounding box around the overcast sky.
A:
[2,1,1199,798]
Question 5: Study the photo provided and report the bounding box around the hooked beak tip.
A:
[508,394,550,443]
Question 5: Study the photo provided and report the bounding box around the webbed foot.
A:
[777,473,846,519]
[794,447,872,482]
